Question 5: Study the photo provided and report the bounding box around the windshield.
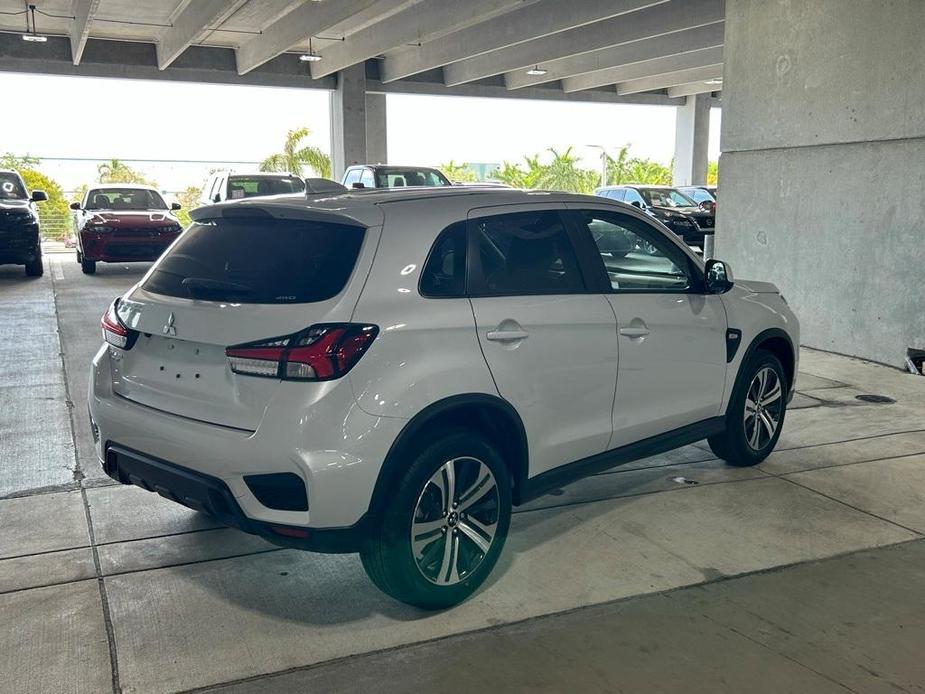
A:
[639,188,696,208]
[86,188,167,210]
[227,176,306,199]
[0,172,28,200]
[374,168,451,188]
[679,188,713,204]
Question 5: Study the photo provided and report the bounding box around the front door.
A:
[467,205,618,477]
[565,206,727,447]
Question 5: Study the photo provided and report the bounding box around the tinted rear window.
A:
[143,217,365,304]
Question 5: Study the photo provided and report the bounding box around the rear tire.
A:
[360,429,511,609]
[709,350,787,467]
[24,248,43,277]
[81,257,96,275]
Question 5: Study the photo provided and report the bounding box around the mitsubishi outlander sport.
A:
[89,187,799,608]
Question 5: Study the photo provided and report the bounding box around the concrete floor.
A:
[1,248,924,693]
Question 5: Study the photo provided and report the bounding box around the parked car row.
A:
[595,184,717,249]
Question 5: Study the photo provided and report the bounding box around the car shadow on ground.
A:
[168,463,699,625]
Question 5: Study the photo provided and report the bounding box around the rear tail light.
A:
[101,298,138,350]
[225,324,378,381]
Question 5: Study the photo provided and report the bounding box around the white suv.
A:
[89,188,799,608]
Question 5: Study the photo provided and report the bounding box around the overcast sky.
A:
[0,73,721,193]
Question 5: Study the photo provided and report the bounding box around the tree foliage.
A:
[97,159,154,185]
[260,127,331,179]
[606,145,673,185]
[1,152,40,170]
[439,160,479,183]
[173,185,202,227]
[20,169,71,240]
[493,147,610,193]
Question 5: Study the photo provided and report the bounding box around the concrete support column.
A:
[672,93,711,186]
[329,63,367,180]
[673,93,712,256]
[719,0,925,367]
[365,92,388,165]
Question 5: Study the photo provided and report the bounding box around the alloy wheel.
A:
[410,456,500,585]
[743,366,783,450]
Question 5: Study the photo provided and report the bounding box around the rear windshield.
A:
[227,176,306,199]
[143,217,365,304]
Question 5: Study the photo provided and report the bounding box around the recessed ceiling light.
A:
[22,34,47,42]
[704,78,723,85]
[526,65,548,76]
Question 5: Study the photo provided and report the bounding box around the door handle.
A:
[619,326,650,338]
[487,329,529,342]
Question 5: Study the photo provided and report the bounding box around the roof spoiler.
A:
[304,178,348,195]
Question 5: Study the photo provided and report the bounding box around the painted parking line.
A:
[51,257,65,281]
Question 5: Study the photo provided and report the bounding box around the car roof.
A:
[227,172,301,178]
[190,186,632,228]
[89,183,159,191]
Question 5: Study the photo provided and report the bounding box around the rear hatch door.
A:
[111,208,379,430]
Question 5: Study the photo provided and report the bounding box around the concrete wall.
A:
[718,0,925,366]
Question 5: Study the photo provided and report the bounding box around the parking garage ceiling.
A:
[0,0,723,104]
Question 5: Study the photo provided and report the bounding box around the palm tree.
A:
[260,127,331,179]
[535,147,598,194]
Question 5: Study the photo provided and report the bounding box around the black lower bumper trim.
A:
[103,443,368,554]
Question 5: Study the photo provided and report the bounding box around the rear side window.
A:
[143,217,365,304]
[472,211,584,295]
[420,222,467,297]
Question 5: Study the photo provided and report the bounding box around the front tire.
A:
[709,350,787,467]
[25,248,43,277]
[360,429,512,609]
[81,257,96,275]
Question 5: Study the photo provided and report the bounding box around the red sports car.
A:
[70,185,183,275]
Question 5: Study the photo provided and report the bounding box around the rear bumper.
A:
[89,344,406,530]
[103,444,370,553]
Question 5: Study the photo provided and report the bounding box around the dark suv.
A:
[595,185,714,247]
[0,169,47,277]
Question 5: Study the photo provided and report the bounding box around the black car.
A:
[0,169,47,277]
[595,184,714,247]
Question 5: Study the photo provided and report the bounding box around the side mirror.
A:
[704,258,734,293]
[31,190,48,203]
[171,202,181,210]
[69,201,82,210]
[212,194,221,203]
[630,200,642,208]
[352,182,366,189]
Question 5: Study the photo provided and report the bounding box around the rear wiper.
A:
[181,277,254,297]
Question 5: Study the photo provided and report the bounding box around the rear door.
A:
[564,205,727,446]
[111,212,377,431]
[467,204,617,476]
